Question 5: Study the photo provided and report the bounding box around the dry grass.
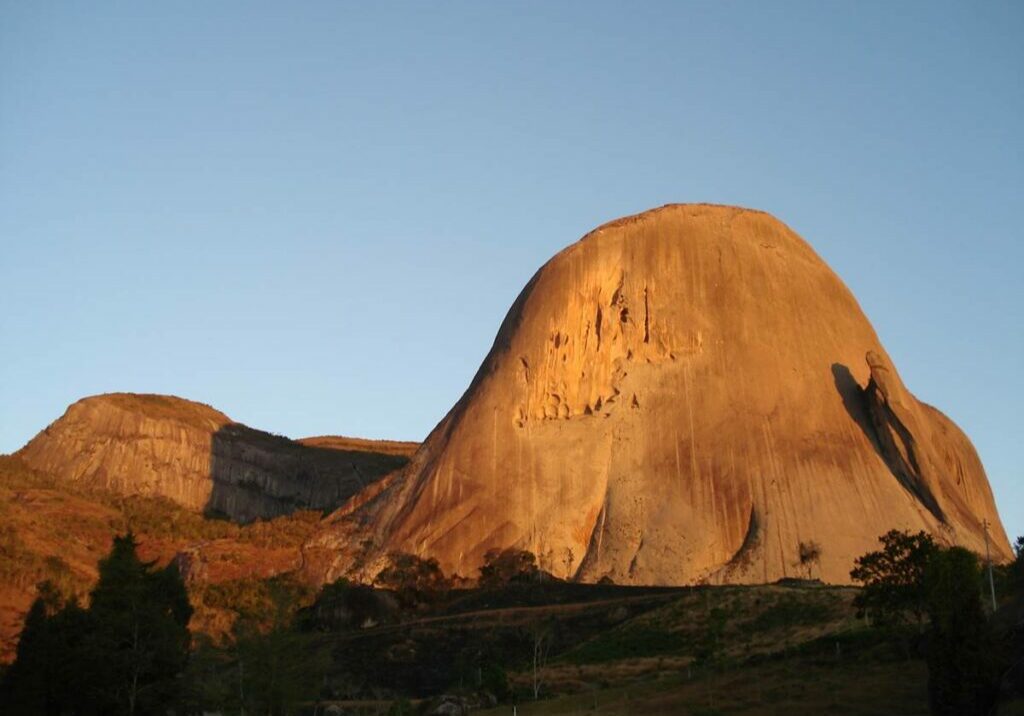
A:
[81,392,230,428]
[486,657,928,715]
[298,435,419,457]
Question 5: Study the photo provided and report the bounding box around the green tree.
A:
[1010,535,1024,592]
[850,529,937,628]
[924,546,998,716]
[229,584,330,715]
[0,588,70,715]
[87,533,193,715]
[179,634,233,715]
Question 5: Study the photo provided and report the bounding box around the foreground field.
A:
[301,580,937,715]
[485,657,928,716]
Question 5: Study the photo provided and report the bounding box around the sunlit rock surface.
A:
[17,394,417,522]
[310,204,1011,585]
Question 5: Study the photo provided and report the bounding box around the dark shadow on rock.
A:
[831,363,884,458]
[832,362,945,522]
[206,425,414,523]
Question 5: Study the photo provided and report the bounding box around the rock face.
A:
[17,394,417,522]
[311,204,1012,585]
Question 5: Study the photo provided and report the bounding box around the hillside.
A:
[16,393,416,522]
[0,454,319,662]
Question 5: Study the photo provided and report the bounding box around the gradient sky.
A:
[1,2,1021,540]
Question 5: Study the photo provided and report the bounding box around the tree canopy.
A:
[849,529,937,628]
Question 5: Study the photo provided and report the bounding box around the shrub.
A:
[478,548,539,588]
[376,552,451,609]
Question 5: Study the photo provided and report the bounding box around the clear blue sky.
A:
[1,2,1020,540]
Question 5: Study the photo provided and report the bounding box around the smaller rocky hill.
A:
[16,393,417,522]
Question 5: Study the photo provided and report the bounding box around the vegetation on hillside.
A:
[0,454,322,660]
[3,457,1023,715]
[850,529,1024,716]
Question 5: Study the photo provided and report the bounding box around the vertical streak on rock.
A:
[643,285,650,344]
[760,418,785,579]
[683,366,700,481]
[674,429,682,489]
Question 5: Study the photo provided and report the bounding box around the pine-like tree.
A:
[0,582,92,715]
[87,533,193,715]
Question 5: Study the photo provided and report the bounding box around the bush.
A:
[478,548,539,588]
[376,552,451,610]
[301,578,398,631]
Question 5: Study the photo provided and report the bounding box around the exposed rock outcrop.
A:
[309,203,1012,585]
[17,394,417,522]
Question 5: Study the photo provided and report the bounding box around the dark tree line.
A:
[1,535,330,716]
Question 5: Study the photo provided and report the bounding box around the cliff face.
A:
[17,394,416,522]
[310,204,1011,585]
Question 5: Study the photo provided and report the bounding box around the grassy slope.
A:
[482,584,928,714]
[482,658,928,715]
[305,581,928,714]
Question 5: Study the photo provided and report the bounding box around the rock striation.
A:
[17,394,416,522]
[309,204,1012,585]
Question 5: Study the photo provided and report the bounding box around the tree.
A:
[87,533,193,715]
[478,548,539,588]
[850,529,937,629]
[798,541,822,580]
[924,546,999,716]
[527,621,553,700]
[1011,535,1024,591]
[375,552,450,609]
[0,588,68,715]
[179,634,233,715]
[302,578,397,631]
[230,596,330,715]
